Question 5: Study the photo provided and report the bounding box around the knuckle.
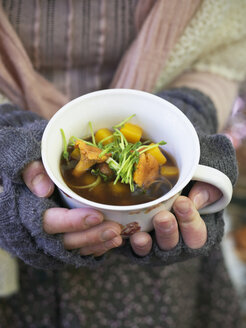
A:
[43,221,54,234]
[208,184,222,202]
[174,202,198,225]
[63,234,72,249]
[80,246,94,256]
[181,220,207,249]
[85,226,105,246]
[23,161,43,178]
[103,221,122,232]
[66,216,79,231]
[42,210,55,234]
[85,243,108,256]
[80,231,91,247]
[64,231,89,249]
[181,210,201,227]
[99,244,109,253]
[80,243,108,255]
[63,209,89,232]
[153,214,177,233]
[104,236,122,249]
[158,224,178,239]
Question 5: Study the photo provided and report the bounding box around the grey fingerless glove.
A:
[0,104,103,269]
[115,87,238,265]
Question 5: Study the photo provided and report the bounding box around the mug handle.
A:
[192,164,233,214]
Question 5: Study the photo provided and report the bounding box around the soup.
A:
[60,115,179,206]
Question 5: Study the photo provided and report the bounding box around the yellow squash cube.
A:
[120,123,142,143]
[146,144,167,165]
[161,165,179,177]
[95,128,113,145]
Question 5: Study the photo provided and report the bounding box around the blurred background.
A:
[221,81,246,327]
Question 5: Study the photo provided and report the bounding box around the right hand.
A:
[22,160,123,257]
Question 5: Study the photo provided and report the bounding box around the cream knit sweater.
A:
[155,0,246,91]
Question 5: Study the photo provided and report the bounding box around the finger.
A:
[153,210,179,250]
[63,221,122,250]
[189,182,222,210]
[173,196,207,249]
[43,208,104,234]
[80,235,123,256]
[22,161,54,197]
[130,232,152,257]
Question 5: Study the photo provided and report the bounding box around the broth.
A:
[60,141,179,206]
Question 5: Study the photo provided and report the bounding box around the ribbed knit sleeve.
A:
[0,104,103,269]
[114,87,238,265]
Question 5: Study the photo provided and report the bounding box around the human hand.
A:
[22,161,222,258]
[129,182,222,256]
[22,161,123,257]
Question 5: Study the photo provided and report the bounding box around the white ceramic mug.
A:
[41,89,233,236]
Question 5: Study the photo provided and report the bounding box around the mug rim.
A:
[41,88,200,212]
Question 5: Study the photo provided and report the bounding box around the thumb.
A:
[22,160,54,197]
[188,181,222,210]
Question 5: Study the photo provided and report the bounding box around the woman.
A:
[0,1,245,327]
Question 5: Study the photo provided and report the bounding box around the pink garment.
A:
[0,0,200,118]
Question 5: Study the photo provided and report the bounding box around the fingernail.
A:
[32,174,51,197]
[85,216,102,226]
[101,229,118,241]
[176,200,191,214]
[193,190,209,209]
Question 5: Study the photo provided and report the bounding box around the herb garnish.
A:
[60,129,69,162]
[61,115,166,192]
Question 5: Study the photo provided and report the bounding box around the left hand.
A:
[130,182,222,256]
